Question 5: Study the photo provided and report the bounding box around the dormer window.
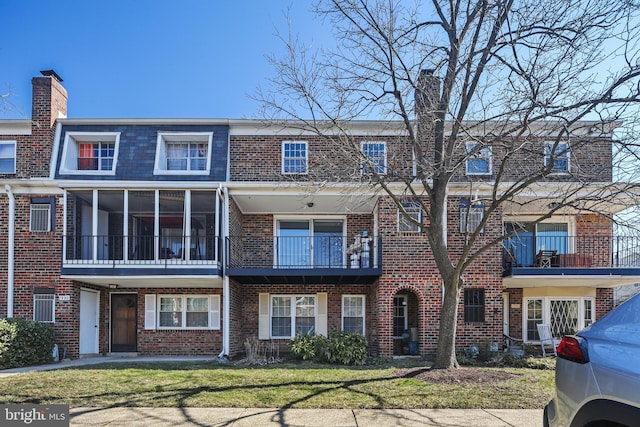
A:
[59,132,120,175]
[155,132,212,175]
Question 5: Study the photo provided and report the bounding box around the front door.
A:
[111,294,137,352]
[80,289,99,354]
[393,295,408,355]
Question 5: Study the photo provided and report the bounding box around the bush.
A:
[290,332,368,365]
[0,318,55,369]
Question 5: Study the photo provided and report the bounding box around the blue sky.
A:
[0,1,326,119]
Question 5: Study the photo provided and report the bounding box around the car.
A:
[544,293,640,427]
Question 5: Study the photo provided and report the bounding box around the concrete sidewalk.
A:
[71,407,543,426]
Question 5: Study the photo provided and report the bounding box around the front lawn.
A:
[0,360,554,409]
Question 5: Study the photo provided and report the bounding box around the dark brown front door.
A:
[111,294,137,352]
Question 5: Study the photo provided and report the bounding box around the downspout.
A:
[219,185,230,358]
[5,184,15,318]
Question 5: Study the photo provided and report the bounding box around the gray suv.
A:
[544,293,640,426]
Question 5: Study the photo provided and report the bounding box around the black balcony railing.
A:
[503,235,640,271]
[226,235,381,270]
[63,234,222,266]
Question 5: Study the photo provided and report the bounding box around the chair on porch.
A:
[535,250,557,268]
[537,323,560,357]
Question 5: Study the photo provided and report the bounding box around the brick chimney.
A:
[414,69,441,140]
[28,70,68,177]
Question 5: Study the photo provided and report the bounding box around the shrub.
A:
[290,334,318,361]
[0,318,55,369]
[290,332,367,365]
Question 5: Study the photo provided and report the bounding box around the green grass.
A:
[0,360,554,409]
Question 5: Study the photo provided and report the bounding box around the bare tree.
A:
[258,0,640,368]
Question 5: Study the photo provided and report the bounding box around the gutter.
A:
[219,185,230,358]
[4,185,14,317]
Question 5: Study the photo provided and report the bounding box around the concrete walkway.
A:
[2,356,544,426]
[71,407,543,426]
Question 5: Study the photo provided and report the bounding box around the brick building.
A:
[1,71,638,359]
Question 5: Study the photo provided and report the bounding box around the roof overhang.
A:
[228,182,378,214]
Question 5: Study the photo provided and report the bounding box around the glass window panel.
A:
[187,297,208,312]
[159,312,182,327]
[527,299,543,341]
[343,317,363,334]
[271,316,291,337]
[186,312,208,327]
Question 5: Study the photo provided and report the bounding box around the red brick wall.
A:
[375,195,504,358]
[137,288,223,356]
[237,283,375,357]
[596,288,614,319]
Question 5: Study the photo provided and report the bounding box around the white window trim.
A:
[523,297,595,343]
[33,294,55,323]
[398,200,422,233]
[360,141,387,175]
[153,294,220,330]
[342,295,366,335]
[0,140,17,174]
[282,141,308,175]
[59,132,120,175]
[544,141,571,173]
[270,294,316,339]
[154,132,213,175]
[465,142,492,175]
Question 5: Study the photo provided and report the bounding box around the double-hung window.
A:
[544,142,570,172]
[154,132,212,175]
[398,200,422,233]
[342,295,365,334]
[466,142,492,175]
[59,132,120,175]
[271,295,316,338]
[0,141,16,174]
[33,289,55,323]
[152,295,220,330]
[460,199,484,233]
[282,141,308,174]
[361,142,386,175]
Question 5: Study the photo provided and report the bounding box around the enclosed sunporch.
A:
[61,188,224,284]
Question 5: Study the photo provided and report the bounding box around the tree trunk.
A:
[433,274,461,369]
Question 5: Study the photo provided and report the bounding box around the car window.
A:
[581,294,640,345]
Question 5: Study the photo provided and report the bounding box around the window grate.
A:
[30,203,51,232]
[34,294,55,323]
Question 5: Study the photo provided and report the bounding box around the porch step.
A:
[106,352,139,358]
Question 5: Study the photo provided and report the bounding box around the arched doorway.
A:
[392,290,420,356]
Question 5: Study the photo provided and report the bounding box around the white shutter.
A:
[258,293,270,340]
[316,292,328,336]
[210,295,221,330]
[144,294,156,330]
